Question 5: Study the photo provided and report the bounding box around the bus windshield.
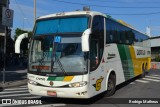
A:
[29,16,89,75]
[35,16,88,35]
[29,35,88,75]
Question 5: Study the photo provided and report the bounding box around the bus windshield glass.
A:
[29,35,87,75]
[52,36,87,75]
[35,16,88,35]
[29,16,89,75]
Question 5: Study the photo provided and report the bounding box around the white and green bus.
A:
[28,11,151,98]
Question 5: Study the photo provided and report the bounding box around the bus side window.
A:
[90,40,98,70]
[90,15,104,71]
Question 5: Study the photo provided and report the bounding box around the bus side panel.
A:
[105,44,125,85]
[88,57,108,98]
[129,46,142,76]
[117,44,135,81]
[129,46,151,75]
[117,44,151,80]
[88,44,125,97]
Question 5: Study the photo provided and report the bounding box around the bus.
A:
[28,11,151,98]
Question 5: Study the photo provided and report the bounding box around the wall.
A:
[151,62,160,69]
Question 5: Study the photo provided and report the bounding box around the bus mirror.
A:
[81,28,91,52]
[15,33,28,53]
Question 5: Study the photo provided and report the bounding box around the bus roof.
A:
[37,11,108,19]
[37,11,149,37]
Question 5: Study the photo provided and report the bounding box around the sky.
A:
[9,0,160,38]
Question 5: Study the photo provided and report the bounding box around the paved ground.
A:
[0,65,27,88]
[110,69,160,98]
[0,69,159,107]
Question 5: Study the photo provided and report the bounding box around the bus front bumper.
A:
[28,83,90,98]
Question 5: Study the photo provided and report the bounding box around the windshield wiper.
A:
[51,35,68,76]
[37,51,48,72]
[54,54,68,76]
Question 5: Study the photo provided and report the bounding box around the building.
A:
[150,36,160,61]
[0,0,10,68]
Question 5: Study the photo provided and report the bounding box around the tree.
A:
[14,28,32,41]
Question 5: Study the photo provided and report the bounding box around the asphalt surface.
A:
[0,65,27,88]
[0,69,160,107]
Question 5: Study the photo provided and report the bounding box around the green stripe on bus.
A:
[47,77,64,81]
[124,45,134,78]
[117,44,134,80]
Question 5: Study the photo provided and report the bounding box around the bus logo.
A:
[93,77,104,91]
[137,49,146,55]
[107,53,116,60]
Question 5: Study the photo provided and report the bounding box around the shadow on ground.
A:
[0,65,27,85]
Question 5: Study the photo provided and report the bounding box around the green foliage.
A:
[14,28,32,41]
[155,55,160,62]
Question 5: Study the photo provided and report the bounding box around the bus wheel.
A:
[140,65,146,78]
[145,63,149,75]
[106,74,116,97]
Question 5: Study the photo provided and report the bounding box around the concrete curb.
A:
[0,79,27,89]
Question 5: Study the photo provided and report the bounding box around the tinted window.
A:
[92,16,104,37]
[90,16,104,71]
[35,16,89,35]
[106,18,149,46]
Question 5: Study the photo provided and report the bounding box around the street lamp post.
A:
[22,18,27,30]
[34,0,36,23]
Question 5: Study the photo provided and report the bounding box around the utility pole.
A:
[34,0,36,23]
[3,26,7,85]
[147,26,160,37]
[146,27,151,37]
[22,18,27,30]
[2,0,11,85]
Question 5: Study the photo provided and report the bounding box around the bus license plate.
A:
[47,91,57,96]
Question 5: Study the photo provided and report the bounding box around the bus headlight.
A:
[28,79,37,85]
[69,81,87,88]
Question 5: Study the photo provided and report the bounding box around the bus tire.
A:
[105,74,116,97]
[145,63,149,75]
[140,64,146,78]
